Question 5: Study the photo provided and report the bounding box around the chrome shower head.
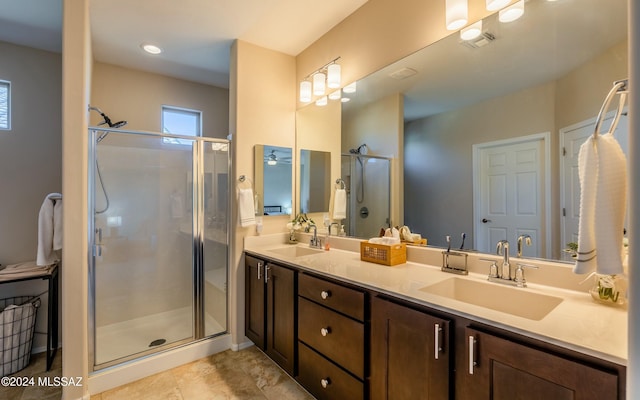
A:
[88,105,127,128]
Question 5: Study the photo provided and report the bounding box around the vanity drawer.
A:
[298,273,365,321]
[298,342,364,400]
[298,297,365,378]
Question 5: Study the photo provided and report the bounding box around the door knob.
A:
[482,218,492,223]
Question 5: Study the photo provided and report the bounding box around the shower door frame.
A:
[87,128,231,371]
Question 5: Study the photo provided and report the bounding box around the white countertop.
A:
[245,234,628,366]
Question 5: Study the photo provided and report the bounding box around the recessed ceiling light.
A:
[141,43,162,55]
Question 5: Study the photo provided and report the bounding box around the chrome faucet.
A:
[309,225,322,248]
[496,240,511,280]
[517,234,532,258]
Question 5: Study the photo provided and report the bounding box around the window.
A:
[0,80,10,130]
[161,105,202,145]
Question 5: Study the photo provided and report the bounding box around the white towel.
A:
[0,261,49,280]
[238,188,256,227]
[574,134,627,275]
[332,189,347,220]
[37,193,62,266]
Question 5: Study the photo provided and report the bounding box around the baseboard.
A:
[231,340,254,351]
[87,334,231,395]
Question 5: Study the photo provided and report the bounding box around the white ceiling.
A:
[0,0,368,88]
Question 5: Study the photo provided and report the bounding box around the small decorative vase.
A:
[288,229,297,244]
[589,274,627,308]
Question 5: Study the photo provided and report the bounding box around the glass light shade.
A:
[343,81,357,93]
[446,0,468,30]
[300,81,312,103]
[315,96,328,106]
[486,0,510,11]
[313,72,326,96]
[327,64,341,88]
[328,90,341,100]
[267,159,277,166]
[460,20,482,40]
[341,97,351,103]
[499,0,524,23]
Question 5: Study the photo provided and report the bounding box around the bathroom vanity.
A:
[244,235,626,399]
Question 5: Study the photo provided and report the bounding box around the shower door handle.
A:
[93,244,103,257]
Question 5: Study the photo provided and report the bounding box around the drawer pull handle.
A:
[257,262,262,280]
[320,290,331,299]
[434,323,443,360]
[321,378,331,388]
[320,327,331,336]
[468,335,477,375]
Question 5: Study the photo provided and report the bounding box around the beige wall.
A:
[230,40,296,346]
[91,62,229,138]
[342,93,404,227]
[0,41,62,263]
[62,0,91,398]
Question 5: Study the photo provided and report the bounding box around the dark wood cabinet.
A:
[370,296,451,400]
[244,255,295,375]
[245,254,265,349]
[463,326,620,400]
[245,251,625,400]
[297,272,367,399]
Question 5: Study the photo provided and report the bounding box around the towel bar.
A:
[593,79,629,139]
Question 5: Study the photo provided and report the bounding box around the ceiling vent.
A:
[389,67,418,80]
[461,32,496,49]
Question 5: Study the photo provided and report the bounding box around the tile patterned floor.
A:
[2,347,314,400]
[0,350,63,400]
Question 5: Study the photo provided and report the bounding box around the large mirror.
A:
[254,145,293,216]
[298,0,628,262]
[299,149,331,213]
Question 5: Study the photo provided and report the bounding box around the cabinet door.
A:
[245,255,265,349]
[266,262,295,375]
[464,327,619,400]
[371,297,450,400]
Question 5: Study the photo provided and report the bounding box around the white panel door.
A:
[560,112,628,261]
[476,137,546,257]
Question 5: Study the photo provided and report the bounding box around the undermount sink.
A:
[268,245,324,258]
[419,277,563,321]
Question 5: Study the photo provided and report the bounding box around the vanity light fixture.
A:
[299,57,341,102]
[343,81,357,93]
[460,20,482,41]
[499,0,524,23]
[300,81,312,103]
[329,90,342,100]
[445,0,468,30]
[316,96,328,106]
[341,97,351,103]
[313,72,326,96]
[486,0,510,11]
[141,43,162,55]
[327,63,341,89]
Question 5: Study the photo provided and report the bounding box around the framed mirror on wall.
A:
[254,145,293,216]
[299,149,331,214]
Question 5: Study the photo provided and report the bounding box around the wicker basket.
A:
[1,296,41,377]
[360,241,407,266]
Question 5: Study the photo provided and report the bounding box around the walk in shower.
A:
[88,128,229,370]
[341,154,391,238]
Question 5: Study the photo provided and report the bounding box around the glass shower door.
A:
[91,131,196,367]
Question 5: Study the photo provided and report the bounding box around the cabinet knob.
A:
[320,290,331,300]
[320,327,331,337]
[320,378,331,388]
